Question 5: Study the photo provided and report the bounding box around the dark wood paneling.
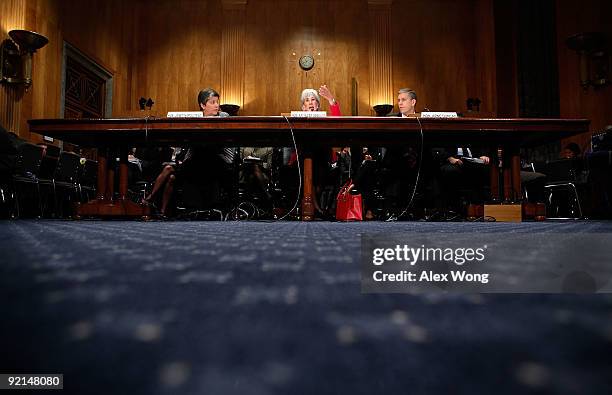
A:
[391,0,494,115]
[131,0,492,116]
[556,0,612,151]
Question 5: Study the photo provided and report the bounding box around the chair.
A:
[0,173,14,218]
[37,154,58,216]
[12,143,44,218]
[545,182,583,219]
[78,159,98,202]
[39,151,81,218]
[543,159,585,219]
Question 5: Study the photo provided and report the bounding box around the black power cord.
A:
[387,116,425,221]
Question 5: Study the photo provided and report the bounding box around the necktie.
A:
[222,147,235,164]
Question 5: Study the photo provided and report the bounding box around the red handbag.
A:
[336,179,363,221]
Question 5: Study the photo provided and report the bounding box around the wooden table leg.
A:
[503,164,512,202]
[490,164,500,202]
[76,146,149,218]
[511,153,521,201]
[301,156,314,221]
[96,148,108,200]
[106,161,115,200]
[119,146,129,200]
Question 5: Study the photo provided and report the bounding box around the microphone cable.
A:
[387,115,424,221]
[143,114,158,144]
[277,115,302,221]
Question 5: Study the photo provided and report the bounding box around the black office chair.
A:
[79,158,98,202]
[0,171,14,219]
[12,143,44,218]
[39,151,82,218]
[544,158,586,219]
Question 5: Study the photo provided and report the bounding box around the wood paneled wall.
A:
[4,0,608,148]
[131,0,494,116]
[4,0,497,138]
[556,0,612,151]
[1,0,132,142]
[130,0,223,116]
[0,0,27,135]
[391,0,496,115]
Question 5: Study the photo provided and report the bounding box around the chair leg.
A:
[52,180,58,218]
[570,183,583,218]
[35,182,43,219]
[0,186,15,219]
[13,183,20,218]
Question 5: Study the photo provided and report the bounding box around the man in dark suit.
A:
[433,144,491,214]
[394,88,493,215]
[354,88,421,218]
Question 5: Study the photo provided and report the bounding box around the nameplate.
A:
[290,111,327,118]
[166,112,204,118]
[420,111,458,118]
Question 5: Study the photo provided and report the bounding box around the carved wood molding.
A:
[368,2,394,109]
[221,0,247,10]
[367,0,393,7]
[221,3,246,108]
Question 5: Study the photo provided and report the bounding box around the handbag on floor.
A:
[336,179,363,221]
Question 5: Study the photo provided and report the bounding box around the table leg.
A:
[302,157,314,221]
[119,146,129,200]
[511,153,521,201]
[76,146,149,218]
[96,148,108,200]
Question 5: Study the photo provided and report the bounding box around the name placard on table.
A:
[167,112,204,118]
[420,111,458,118]
[290,111,327,118]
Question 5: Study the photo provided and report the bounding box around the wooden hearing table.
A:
[29,116,590,219]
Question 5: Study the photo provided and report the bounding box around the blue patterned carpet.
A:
[1,220,612,394]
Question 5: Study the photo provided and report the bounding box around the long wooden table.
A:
[29,116,590,219]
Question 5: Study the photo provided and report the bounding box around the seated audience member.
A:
[239,147,274,205]
[521,143,583,204]
[133,146,173,186]
[433,144,491,214]
[520,164,547,203]
[142,88,229,216]
[560,142,581,159]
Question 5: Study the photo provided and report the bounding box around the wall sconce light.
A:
[0,29,49,89]
[220,104,240,116]
[566,32,610,90]
[373,104,393,117]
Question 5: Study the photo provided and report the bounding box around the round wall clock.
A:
[299,54,315,71]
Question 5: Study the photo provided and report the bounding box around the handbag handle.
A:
[339,178,354,194]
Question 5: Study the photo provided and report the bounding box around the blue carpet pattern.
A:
[1,220,612,395]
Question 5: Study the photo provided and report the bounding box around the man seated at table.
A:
[353,88,421,219]
[432,144,491,216]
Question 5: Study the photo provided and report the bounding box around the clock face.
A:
[299,55,314,71]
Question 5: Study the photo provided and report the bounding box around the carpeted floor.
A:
[1,220,611,394]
